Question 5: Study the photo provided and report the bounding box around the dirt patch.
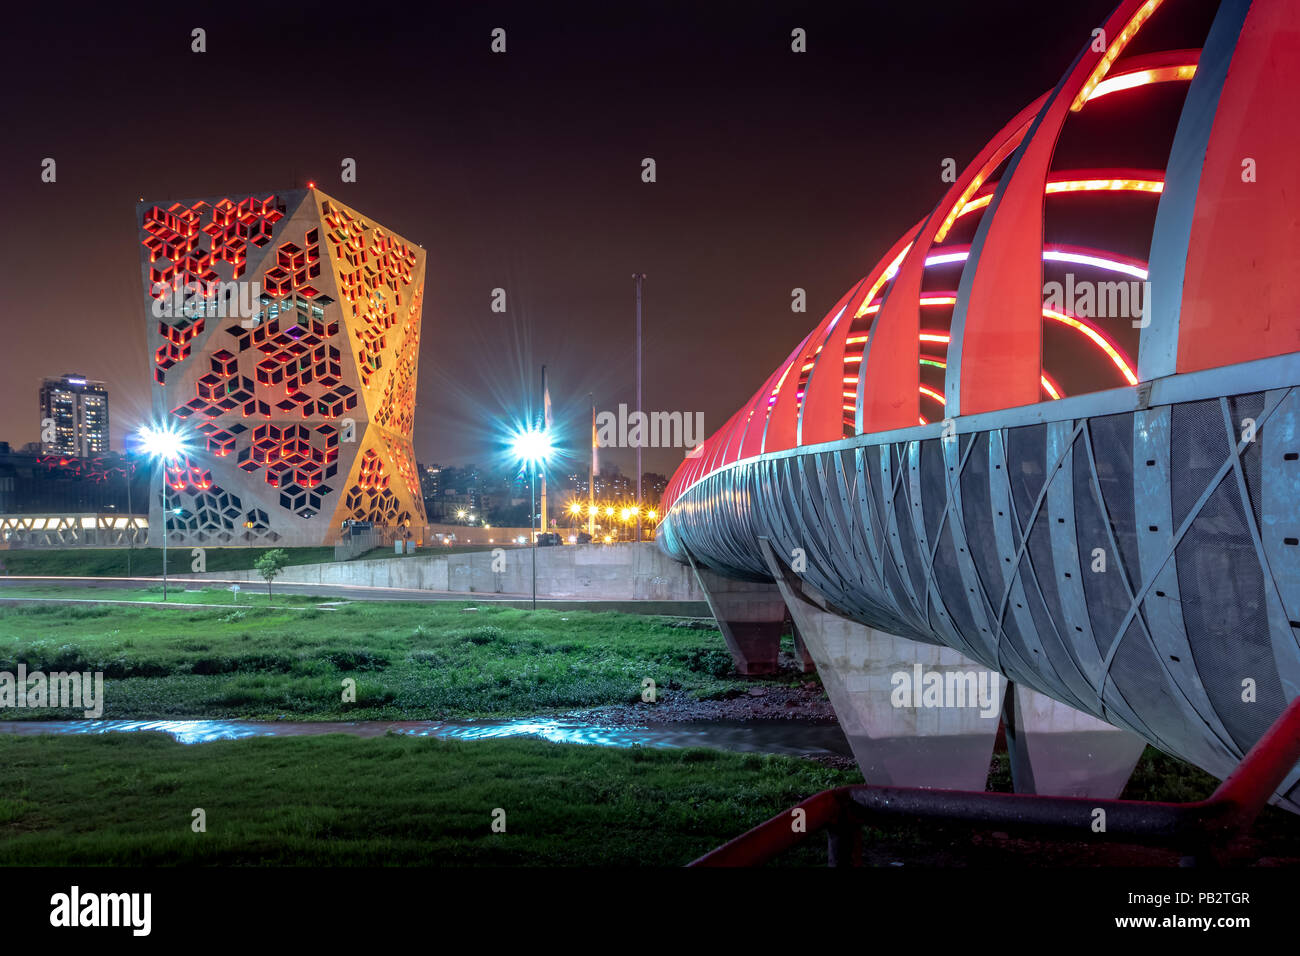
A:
[588,680,837,726]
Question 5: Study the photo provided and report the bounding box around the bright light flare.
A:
[509,425,554,466]
[136,422,188,462]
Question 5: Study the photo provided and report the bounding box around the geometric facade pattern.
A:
[659,0,1300,809]
[137,188,426,545]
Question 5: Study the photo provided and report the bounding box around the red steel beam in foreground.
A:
[689,693,1300,867]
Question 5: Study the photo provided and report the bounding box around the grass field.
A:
[0,546,337,577]
[0,583,325,605]
[1,733,1295,866]
[2,586,1296,867]
[0,543,525,578]
[0,597,761,720]
[0,733,856,866]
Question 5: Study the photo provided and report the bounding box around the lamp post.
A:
[530,460,537,605]
[136,422,189,603]
[126,458,134,578]
[510,424,553,610]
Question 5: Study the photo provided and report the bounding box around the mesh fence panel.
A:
[1074,429,1133,659]
[961,431,1003,602]
[892,446,930,607]
[1089,412,1141,592]
[1171,398,1226,529]
[1230,393,1265,530]
[920,439,947,546]
[1175,474,1283,753]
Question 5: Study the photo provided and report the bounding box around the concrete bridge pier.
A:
[757,538,1000,790]
[1003,682,1146,799]
[790,622,815,673]
[688,555,787,675]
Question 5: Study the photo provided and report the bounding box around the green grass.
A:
[0,597,761,720]
[0,733,857,865]
[1,734,1294,867]
[0,546,338,577]
[0,583,325,606]
[0,543,524,578]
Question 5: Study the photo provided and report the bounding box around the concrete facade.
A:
[688,556,788,675]
[1004,683,1147,799]
[757,537,1144,796]
[759,538,1001,790]
[177,541,707,601]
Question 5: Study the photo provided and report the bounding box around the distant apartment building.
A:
[419,464,442,501]
[39,375,110,457]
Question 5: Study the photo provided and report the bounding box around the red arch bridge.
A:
[659,0,1300,831]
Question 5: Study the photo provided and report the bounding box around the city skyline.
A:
[0,0,1118,476]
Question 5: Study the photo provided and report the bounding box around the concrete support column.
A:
[790,617,816,673]
[758,538,1001,790]
[688,555,786,675]
[1003,682,1146,799]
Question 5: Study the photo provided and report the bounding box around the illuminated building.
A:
[137,188,427,545]
[39,374,110,457]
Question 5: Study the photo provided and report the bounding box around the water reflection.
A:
[0,717,851,757]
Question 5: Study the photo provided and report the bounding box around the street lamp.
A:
[510,424,553,610]
[136,422,189,602]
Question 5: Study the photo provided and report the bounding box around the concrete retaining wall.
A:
[175,542,707,601]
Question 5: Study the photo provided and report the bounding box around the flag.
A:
[542,365,552,429]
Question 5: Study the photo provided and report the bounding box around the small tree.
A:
[254,548,290,600]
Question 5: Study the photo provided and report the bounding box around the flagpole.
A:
[634,274,644,543]
[589,393,596,539]
[539,364,548,536]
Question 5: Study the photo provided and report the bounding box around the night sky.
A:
[0,0,1118,477]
